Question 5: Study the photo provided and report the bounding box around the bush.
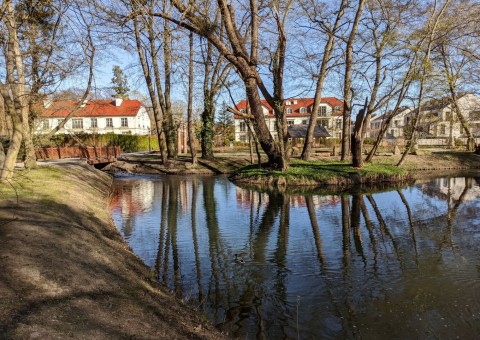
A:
[105,133,139,153]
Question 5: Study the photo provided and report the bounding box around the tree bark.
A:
[352,98,369,168]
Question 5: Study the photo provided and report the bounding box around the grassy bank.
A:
[0,163,222,339]
[230,151,480,189]
[231,159,412,189]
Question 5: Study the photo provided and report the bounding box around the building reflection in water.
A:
[110,175,480,339]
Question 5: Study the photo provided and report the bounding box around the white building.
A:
[368,94,480,144]
[368,107,412,139]
[35,98,151,135]
[234,97,344,142]
[417,93,480,139]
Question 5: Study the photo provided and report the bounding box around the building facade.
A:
[35,98,151,136]
[368,94,480,144]
[234,97,344,142]
[368,107,412,139]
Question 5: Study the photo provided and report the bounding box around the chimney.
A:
[115,97,123,107]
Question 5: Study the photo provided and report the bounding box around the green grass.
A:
[236,159,406,181]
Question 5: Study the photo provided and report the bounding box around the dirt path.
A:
[0,163,224,339]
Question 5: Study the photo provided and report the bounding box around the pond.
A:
[110,174,480,339]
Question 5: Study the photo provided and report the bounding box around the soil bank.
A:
[0,162,224,339]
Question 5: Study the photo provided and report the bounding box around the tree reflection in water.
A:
[111,175,480,339]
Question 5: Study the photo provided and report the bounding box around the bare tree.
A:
[200,10,231,160]
[340,0,366,161]
[148,0,295,170]
[0,0,30,180]
[300,0,347,161]
[398,0,451,166]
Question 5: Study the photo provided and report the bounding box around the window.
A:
[336,119,342,129]
[72,119,83,129]
[394,120,399,127]
[240,134,247,142]
[334,105,341,111]
[445,111,452,121]
[440,125,446,135]
[106,118,113,127]
[317,120,328,127]
[287,120,295,125]
[286,108,293,114]
[318,106,327,116]
[302,120,308,125]
[390,129,395,136]
[57,119,63,127]
[300,107,307,114]
[240,109,246,113]
[91,118,97,128]
[469,110,480,120]
[239,121,247,132]
[121,118,128,127]
[41,120,49,130]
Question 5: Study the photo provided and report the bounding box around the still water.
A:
[110,174,480,339]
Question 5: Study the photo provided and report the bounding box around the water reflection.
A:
[110,174,480,339]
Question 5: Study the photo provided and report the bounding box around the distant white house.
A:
[368,107,412,139]
[34,98,151,135]
[416,93,480,139]
[368,94,480,144]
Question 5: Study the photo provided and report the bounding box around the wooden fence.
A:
[35,146,121,165]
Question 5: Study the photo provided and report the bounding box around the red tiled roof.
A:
[233,97,344,118]
[39,100,143,118]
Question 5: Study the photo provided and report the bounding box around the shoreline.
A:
[105,151,480,190]
[0,163,223,339]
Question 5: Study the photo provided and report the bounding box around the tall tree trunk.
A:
[187,32,197,165]
[1,0,28,180]
[201,39,216,160]
[162,10,176,159]
[352,98,369,168]
[341,0,365,161]
[131,6,167,163]
[244,77,283,169]
[201,94,215,159]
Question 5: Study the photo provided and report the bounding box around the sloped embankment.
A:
[0,163,223,339]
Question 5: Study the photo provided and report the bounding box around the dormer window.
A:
[285,100,291,106]
[286,107,293,114]
[299,107,307,114]
[334,105,341,111]
[240,109,246,113]
[318,106,327,116]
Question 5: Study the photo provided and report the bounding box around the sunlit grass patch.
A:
[236,159,406,182]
